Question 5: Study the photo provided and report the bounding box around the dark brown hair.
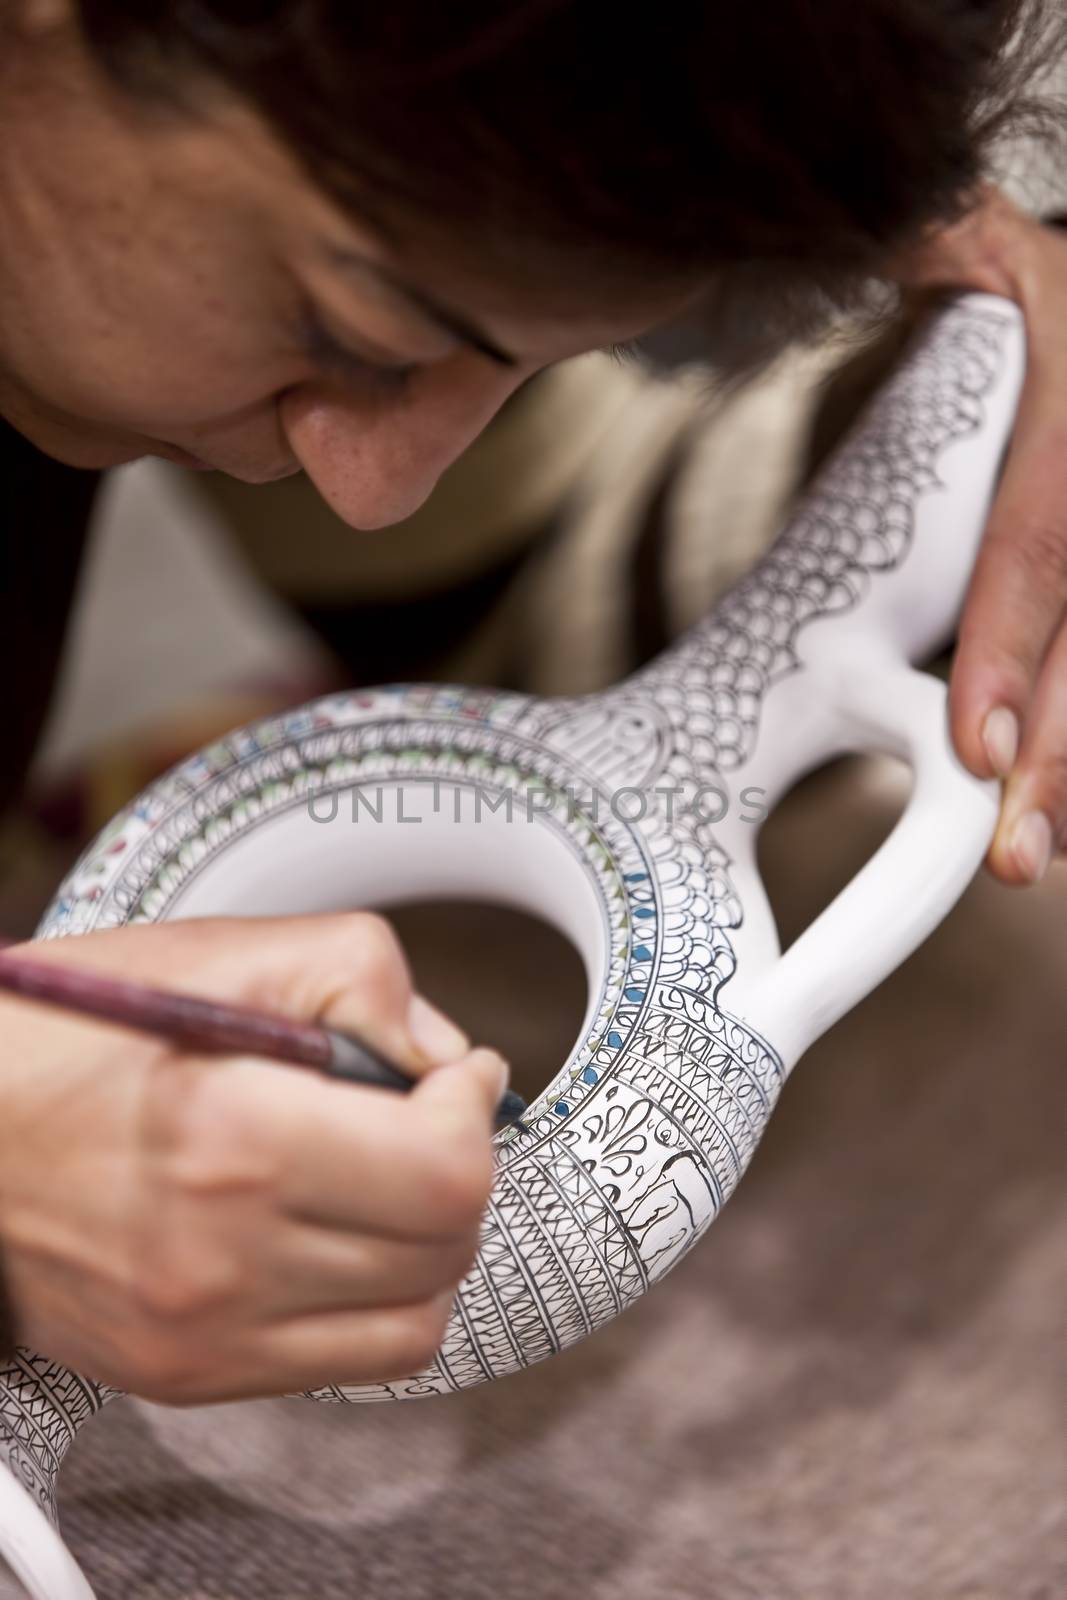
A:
[76,0,1064,369]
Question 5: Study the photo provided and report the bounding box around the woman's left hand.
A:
[892,185,1067,887]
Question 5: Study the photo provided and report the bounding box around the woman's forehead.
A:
[208,99,704,342]
[328,204,704,346]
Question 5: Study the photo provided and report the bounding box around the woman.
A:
[1,0,1064,1406]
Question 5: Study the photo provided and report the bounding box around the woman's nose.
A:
[278,356,526,530]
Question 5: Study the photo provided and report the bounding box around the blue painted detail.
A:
[624,987,646,1003]
[633,946,653,962]
[607,1032,624,1049]
[623,872,649,882]
[634,907,655,919]
[581,1067,599,1084]
[553,1101,570,1117]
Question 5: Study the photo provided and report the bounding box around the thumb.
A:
[409,1045,511,1134]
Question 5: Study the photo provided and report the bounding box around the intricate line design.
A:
[3,305,1011,1518]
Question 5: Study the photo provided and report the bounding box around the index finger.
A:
[949,390,1067,781]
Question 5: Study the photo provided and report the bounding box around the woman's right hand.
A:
[0,912,508,1403]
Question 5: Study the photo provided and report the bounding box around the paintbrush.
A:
[0,940,528,1132]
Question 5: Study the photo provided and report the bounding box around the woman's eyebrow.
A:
[324,246,519,367]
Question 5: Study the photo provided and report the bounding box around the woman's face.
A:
[0,24,696,530]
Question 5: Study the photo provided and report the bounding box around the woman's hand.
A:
[0,914,508,1403]
[892,186,1067,886]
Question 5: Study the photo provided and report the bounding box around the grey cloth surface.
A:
[48,757,1067,1600]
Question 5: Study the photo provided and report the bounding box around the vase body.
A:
[1,295,1025,1597]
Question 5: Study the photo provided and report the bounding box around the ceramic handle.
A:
[724,656,1001,1069]
[0,1460,96,1600]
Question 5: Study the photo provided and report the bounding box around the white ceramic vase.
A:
[0,293,1025,1597]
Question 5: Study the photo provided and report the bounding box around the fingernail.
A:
[981,707,1019,779]
[1010,809,1053,883]
[408,994,469,1064]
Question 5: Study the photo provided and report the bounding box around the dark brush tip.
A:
[494,1087,529,1131]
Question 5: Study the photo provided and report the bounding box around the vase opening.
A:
[156,778,607,1106]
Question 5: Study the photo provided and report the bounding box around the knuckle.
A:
[997,516,1067,588]
[347,912,405,983]
[989,646,1036,698]
[161,1088,277,1200]
[120,1333,202,1402]
[957,611,1039,692]
[1036,746,1067,803]
[131,1255,185,1319]
[131,1249,241,1322]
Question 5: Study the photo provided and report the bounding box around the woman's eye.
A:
[300,310,420,395]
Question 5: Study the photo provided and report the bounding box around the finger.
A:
[136,1204,483,1325]
[248,912,472,1074]
[986,615,1067,885]
[266,1217,482,1316]
[949,398,1067,783]
[193,1288,461,1402]
[33,912,472,1075]
[204,1045,508,1236]
[407,1044,511,1141]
